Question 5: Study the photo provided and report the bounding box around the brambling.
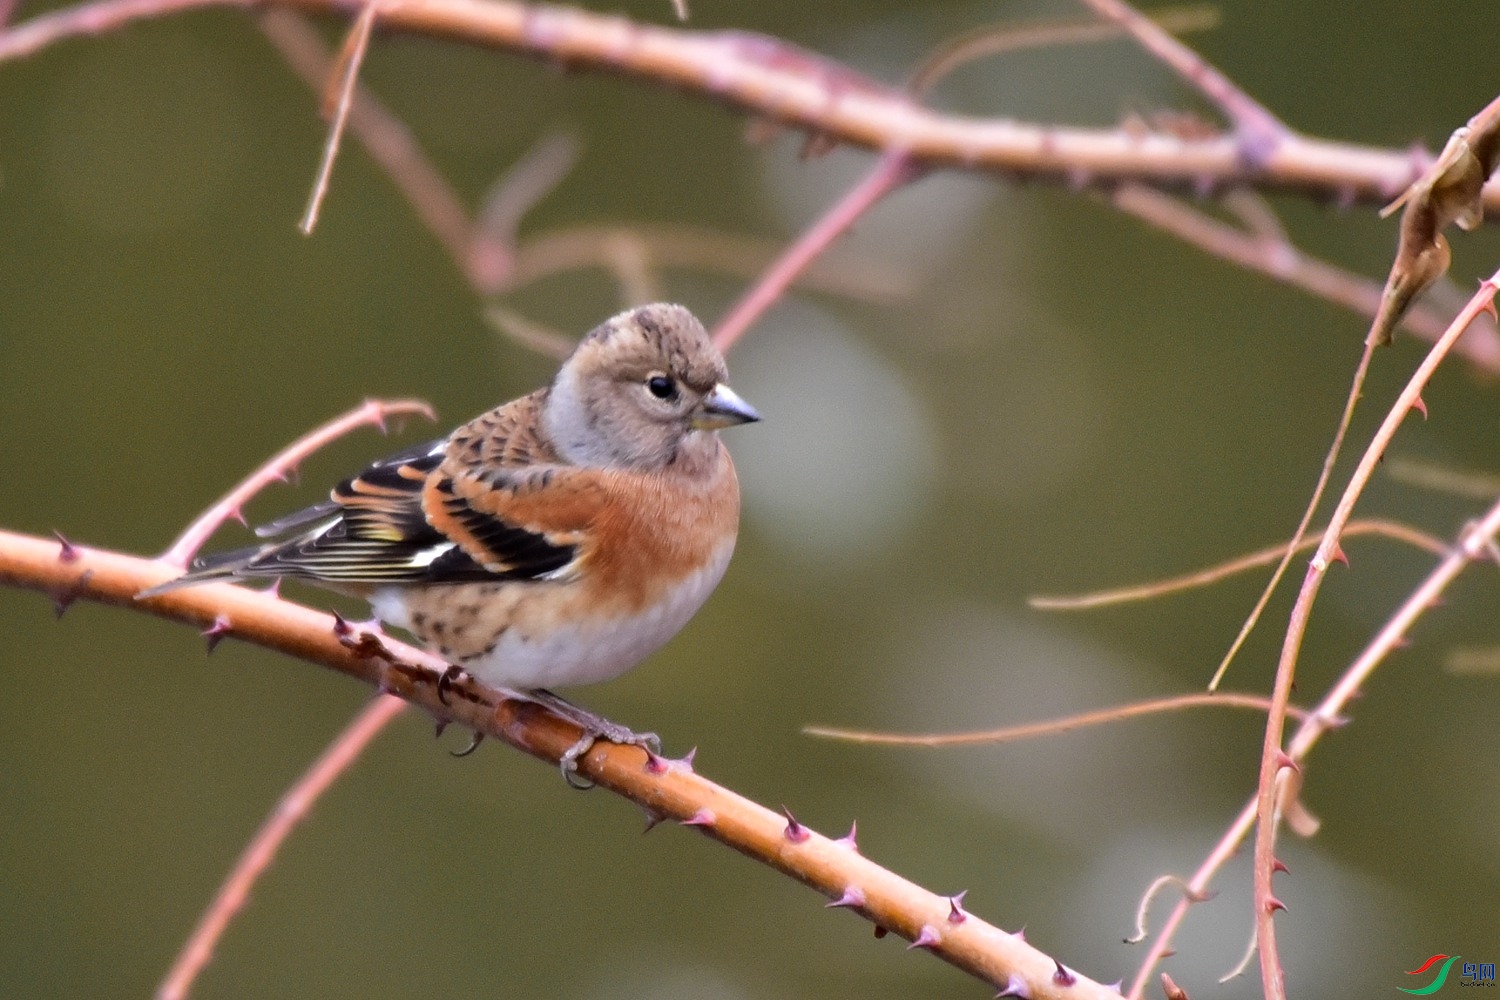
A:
[144,303,759,775]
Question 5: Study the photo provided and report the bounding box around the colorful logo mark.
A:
[1400,954,1496,993]
[1401,955,1458,994]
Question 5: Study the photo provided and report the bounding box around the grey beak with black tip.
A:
[692,383,761,430]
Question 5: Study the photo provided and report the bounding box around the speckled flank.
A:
[377,537,736,689]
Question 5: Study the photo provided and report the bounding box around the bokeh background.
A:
[2,1,1498,997]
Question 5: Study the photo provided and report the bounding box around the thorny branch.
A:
[157,694,409,1000]
[3,0,1498,217]
[1248,266,1500,998]
[160,398,435,570]
[0,528,1122,1000]
[1119,267,1500,999]
[1126,436,1500,997]
[8,0,1499,377]
[7,0,1500,996]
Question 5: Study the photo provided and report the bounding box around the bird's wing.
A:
[140,394,612,595]
[419,460,612,583]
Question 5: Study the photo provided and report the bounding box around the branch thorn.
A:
[907,924,941,951]
[201,614,233,653]
[995,972,1032,998]
[53,530,79,563]
[825,885,865,909]
[51,569,93,618]
[781,805,810,843]
[680,808,716,828]
[946,890,969,924]
[641,807,667,834]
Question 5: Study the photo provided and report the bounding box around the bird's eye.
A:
[646,374,678,400]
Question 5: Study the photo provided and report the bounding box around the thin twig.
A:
[713,149,919,352]
[511,223,912,303]
[1111,184,1500,373]
[157,695,408,1000]
[1206,334,1378,693]
[1250,268,1500,1000]
[1028,518,1447,611]
[907,5,1220,97]
[260,10,477,275]
[1385,455,1500,500]
[160,398,435,569]
[482,303,576,360]
[598,230,663,306]
[1445,648,1500,675]
[1128,442,1500,997]
[1076,0,1287,156]
[470,132,579,291]
[804,692,1310,747]
[1125,874,1211,945]
[299,0,379,234]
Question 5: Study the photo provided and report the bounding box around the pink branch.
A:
[0,529,1122,1000]
[1129,469,1500,996]
[1111,184,1500,374]
[1126,270,1500,997]
[712,149,919,353]
[260,10,481,283]
[157,694,408,1000]
[3,0,1484,215]
[1077,0,1288,158]
[160,398,435,569]
[1251,268,1500,999]
[298,0,379,234]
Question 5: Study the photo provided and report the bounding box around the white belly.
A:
[368,542,733,690]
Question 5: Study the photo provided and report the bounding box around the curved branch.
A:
[0,527,1121,1000]
[3,0,1495,215]
[805,692,1311,747]
[158,694,409,1000]
[1128,469,1500,997]
[1250,267,1500,999]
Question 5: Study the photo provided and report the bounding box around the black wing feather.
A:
[145,437,576,594]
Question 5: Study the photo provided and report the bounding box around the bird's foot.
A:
[528,689,659,790]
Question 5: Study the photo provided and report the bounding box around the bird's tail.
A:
[134,543,275,599]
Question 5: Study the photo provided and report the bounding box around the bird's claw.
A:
[529,688,659,790]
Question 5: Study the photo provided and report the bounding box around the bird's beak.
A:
[692,383,761,430]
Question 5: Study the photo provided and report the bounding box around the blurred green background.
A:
[2,1,1497,997]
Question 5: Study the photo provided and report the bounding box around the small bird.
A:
[144,303,759,775]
